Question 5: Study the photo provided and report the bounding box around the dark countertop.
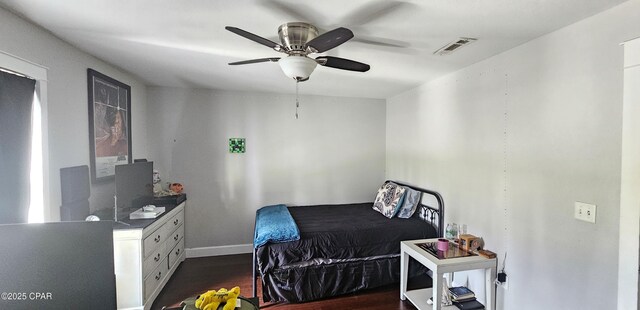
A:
[93,197,186,230]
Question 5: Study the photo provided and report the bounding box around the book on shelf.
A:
[452,295,477,302]
[449,286,475,300]
[453,299,485,310]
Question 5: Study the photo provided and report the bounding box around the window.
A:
[28,90,43,223]
[0,51,48,223]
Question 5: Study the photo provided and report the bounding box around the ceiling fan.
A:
[225,22,370,82]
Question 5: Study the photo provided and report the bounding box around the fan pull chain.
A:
[295,80,300,119]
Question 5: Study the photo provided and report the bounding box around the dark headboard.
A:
[388,180,445,238]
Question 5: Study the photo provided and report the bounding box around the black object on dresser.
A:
[59,165,91,221]
[154,193,187,206]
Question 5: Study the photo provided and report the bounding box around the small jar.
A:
[445,223,454,240]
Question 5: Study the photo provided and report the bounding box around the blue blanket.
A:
[254,204,300,248]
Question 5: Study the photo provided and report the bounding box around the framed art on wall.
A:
[87,69,132,183]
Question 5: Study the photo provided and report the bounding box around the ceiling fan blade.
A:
[228,58,281,65]
[261,0,317,23]
[316,56,370,72]
[225,26,284,52]
[340,1,412,26]
[306,27,354,53]
[351,35,410,48]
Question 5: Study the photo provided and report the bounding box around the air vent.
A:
[433,37,477,55]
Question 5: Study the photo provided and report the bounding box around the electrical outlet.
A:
[584,204,596,223]
[496,272,508,290]
[574,202,596,223]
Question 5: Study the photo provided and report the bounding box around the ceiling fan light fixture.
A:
[226,23,369,80]
[278,55,317,81]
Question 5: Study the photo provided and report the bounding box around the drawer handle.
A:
[154,235,161,243]
[155,271,162,280]
[173,219,179,225]
[154,253,161,262]
[175,248,181,255]
[174,234,179,241]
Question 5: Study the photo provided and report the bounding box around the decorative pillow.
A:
[396,187,420,218]
[373,182,406,218]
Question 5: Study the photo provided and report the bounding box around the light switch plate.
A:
[575,202,596,223]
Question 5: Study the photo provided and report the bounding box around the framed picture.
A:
[87,69,132,183]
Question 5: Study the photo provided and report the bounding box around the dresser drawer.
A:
[143,226,167,259]
[166,223,184,250]
[165,210,184,236]
[142,240,167,278]
[144,256,168,302]
[168,238,184,269]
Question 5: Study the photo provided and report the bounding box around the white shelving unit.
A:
[400,239,497,310]
[404,288,459,310]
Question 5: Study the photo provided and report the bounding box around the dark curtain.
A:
[0,70,36,224]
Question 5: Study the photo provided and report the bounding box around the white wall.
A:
[0,6,149,219]
[386,1,640,309]
[147,87,386,251]
[620,37,640,310]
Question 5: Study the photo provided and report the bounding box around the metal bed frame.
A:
[251,180,445,299]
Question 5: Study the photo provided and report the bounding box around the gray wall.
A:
[147,87,386,250]
[386,1,640,309]
[0,7,150,219]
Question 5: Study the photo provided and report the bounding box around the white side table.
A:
[400,239,497,310]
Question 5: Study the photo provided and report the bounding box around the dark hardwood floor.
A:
[152,254,431,310]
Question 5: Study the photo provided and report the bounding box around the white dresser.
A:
[113,201,186,310]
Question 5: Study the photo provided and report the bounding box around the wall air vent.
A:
[433,37,477,55]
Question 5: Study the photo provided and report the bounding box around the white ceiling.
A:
[0,0,627,99]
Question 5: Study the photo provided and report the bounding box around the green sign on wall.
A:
[229,138,246,153]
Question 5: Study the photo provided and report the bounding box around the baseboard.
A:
[186,243,253,258]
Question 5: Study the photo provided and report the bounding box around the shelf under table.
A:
[404,288,458,310]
